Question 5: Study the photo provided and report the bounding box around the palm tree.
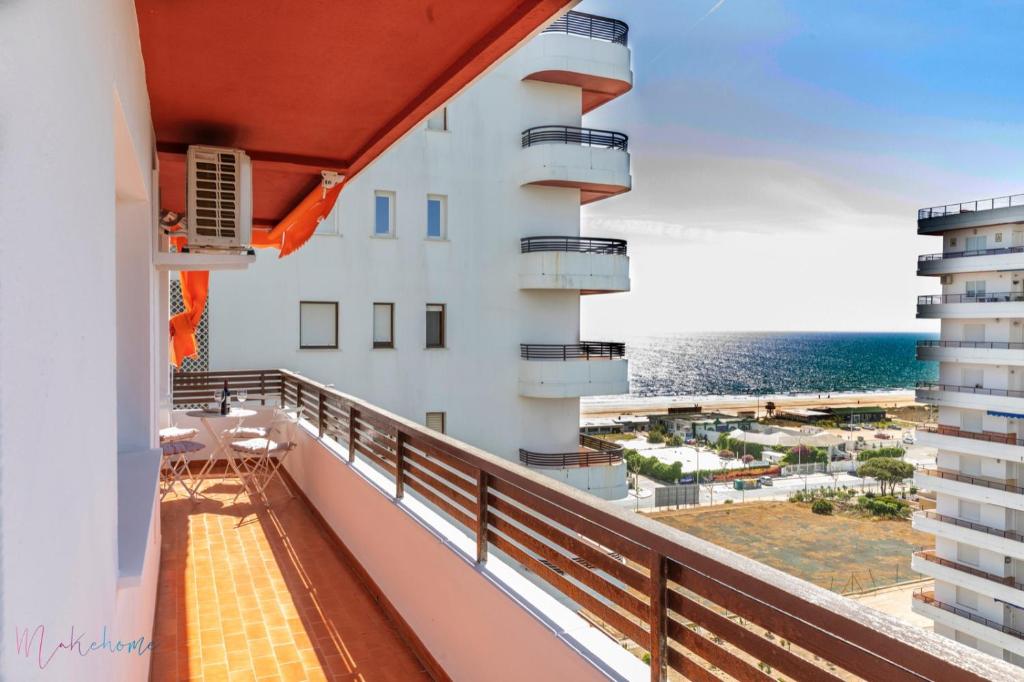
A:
[765,401,776,418]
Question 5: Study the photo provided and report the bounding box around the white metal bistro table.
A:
[186,407,258,498]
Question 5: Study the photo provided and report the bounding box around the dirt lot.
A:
[648,501,934,593]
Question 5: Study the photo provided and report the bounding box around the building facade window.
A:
[426,411,446,433]
[373,303,394,348]
[965,280,986,298]
[426,194,446,239]
[426,303,445,348]
[374,190,395,236]
[299,301,338,349]
[426,106,448,131]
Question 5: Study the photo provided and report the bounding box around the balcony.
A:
[519,342,628,398]
[520,126,631,204]
[918,193,1024,234]
[912,590,1024,658]
[524,11,633,113]
[917,292,1024,319]
[912,510,1024,561]
[917,246,1024,276]
[519,236,630,294]
[912,550,1024,606]
[916,339,1024,366]
[915,381,1024,413]
[915,468,1024,511]
[154,368,1021,682]
[917,425,1024,463]
[519,434,624,468]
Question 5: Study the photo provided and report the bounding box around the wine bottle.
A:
[220,380,230,415]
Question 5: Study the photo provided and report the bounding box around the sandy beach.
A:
[581,390,918,418]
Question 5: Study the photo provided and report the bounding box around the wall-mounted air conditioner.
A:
[185,145,252,251]
[940,275,953,285]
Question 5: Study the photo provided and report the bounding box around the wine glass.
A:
[211,391,220,411]
[237,389,248,405]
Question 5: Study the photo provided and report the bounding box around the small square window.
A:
[426,303,445,348]
[427,195,447,239]
[374,190,395,236]
[950,237,958,247]
[299,301,338,349]
[426,107,448,132]
[996,232,1003,243]
[373,303,394,348]
[426,411,446,434]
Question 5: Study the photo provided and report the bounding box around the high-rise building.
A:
[912,195,1024,666]
[207,11,634,499]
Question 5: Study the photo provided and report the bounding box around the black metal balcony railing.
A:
[521,125,628,151]
[919,193,1024,220]
[520,236,627,255]
[913,590,1024,641]
[917,339,1024,350]
[519,435,624,468]
[520,342,626,360]
[917,292,1024,304]
[916,381,1024,399]
[914,551,1024,591]
[917,467,1024,496]
[921,424,1024,446]
[542,10,629,45]
[916,510,1024,543]
[918,246,1024,262]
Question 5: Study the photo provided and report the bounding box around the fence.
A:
[654,485,699,509]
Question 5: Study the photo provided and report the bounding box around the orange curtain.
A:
[167,181,345,366]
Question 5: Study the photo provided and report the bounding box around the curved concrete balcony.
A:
[525,11,632,113]
[520,126,631,204]
[912,510,1024,561]
[917,292,1024,319]
[914,468,1024,512]
[519,236,629,294]
[918,193,1024,234]
[918,247,1024,276]
[915,381,1024,414]
[912,550,1024,607]
[916,340,1024,366]
[911,590,1024,658]
[519,434,623,468]
[519,342,628,398]
[917,426,1024,463]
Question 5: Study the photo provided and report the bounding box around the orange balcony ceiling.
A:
[136,0,573,226]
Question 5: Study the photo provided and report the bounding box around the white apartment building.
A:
[912,196,1024,667]
[206,11,634,499]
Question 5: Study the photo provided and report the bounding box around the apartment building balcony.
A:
[525,11,633,113]
[912,510,1024,562]
[519,342,628,397]
[918,193,1024,234]
[916,381,1024,413]
[519,236,630,294]
[519,434,624,468]
[917,246,1024,276]
[912,550,1024,608]
[917,425,1024,463]
[917,292,1024,319]
[155,369,1019,682]
[915,468,1024,512]
[911,590,1024,658]
[520,126,631,204]
[916,339,1024,366]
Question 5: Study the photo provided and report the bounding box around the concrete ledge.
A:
[116,448,162,587]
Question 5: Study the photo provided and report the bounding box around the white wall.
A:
[209,37,628,499]
[0,1,160,679]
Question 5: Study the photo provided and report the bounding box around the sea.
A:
[589,332,938,404]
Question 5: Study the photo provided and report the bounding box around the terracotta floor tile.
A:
[150,479,431,681]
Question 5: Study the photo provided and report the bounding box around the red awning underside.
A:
[137,0,571,225]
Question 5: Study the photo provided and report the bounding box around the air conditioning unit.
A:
[185,145,252,251]
[940,275,953,285]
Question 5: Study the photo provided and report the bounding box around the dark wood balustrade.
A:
[519,435,623,468]
[170,368,1014,682]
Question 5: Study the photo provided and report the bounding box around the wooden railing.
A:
[519,435,623,468]
[171,369,283,407]
[171,369,1016,681]
[520,342,626,360]
[921,424,1024,446]
[917,467,1024,495]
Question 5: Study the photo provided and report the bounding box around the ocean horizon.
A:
[616,331,938,399]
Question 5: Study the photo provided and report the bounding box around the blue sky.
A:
[579,0,1024,335]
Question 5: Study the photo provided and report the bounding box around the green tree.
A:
[858,447,905,462]
[858,458,914,495]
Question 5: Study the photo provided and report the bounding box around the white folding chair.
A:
[229,408,301,506]
[160,440,205,500]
